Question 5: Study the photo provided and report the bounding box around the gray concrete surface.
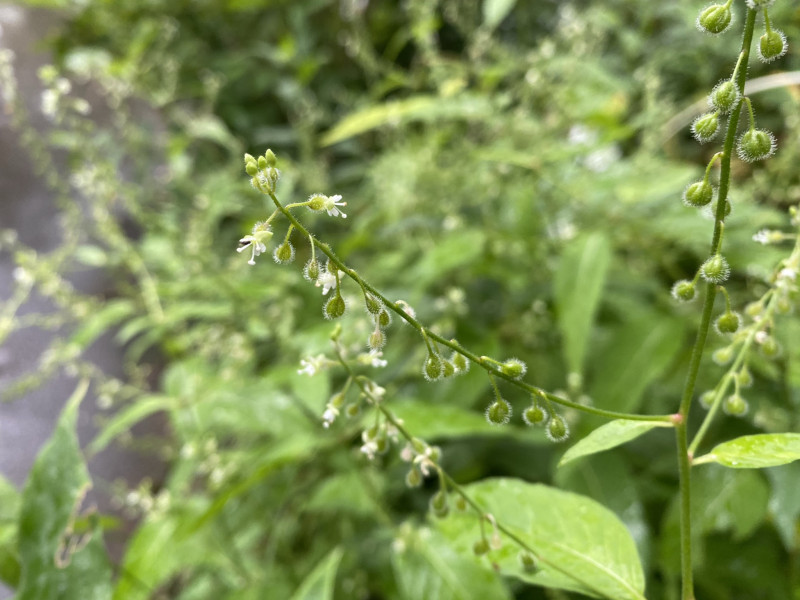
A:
[1,6,166,596]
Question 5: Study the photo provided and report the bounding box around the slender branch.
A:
[267,191,671,423]
[675,10,757,600]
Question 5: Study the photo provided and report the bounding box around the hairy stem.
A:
[676,9,757,600]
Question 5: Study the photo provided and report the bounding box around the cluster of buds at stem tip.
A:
[245,149,280,194]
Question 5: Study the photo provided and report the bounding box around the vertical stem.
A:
[676,9,757,600]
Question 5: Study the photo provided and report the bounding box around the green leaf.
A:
[16,380,113,600]
[766,463,800,550]
[558,419,670,467]
[0,475,21,587]
[589,312,684,413]
[554,232,611,375]
[437,478,645,599]
[483,0,517,28]
[288,547,343,600]
[697,433,800,469]
[69,299,136,348]
[392,526,511,600]
[320,95,492,146]
[89,394,175,456]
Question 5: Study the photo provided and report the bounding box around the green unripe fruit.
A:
[245,163,258,176]
[683,180,714,207]
[303,258,320,282]
[345,403,360,418]
[324,294,346,319]
[712,199,732,219]
[452,352,468,373]
[430,490,448,512]
[691,112,720,143]
[378,309,391,328]
[265,149,277,166]
[273,242,295,264]
[709,80,740,114]
[522,404,548,426]
[699,390,715,409]
[737,128,776,162]
[737,366,753,388]
[473,539,490,556]
[761,337,780,357]
[723,394,748,416]
[423,353,443,381]
[364,294,382,315]
[442,360,455,378]
[455,496,468,512]
[715,311,740,334]
[759,29,787,63]
[671,280,697,302]
[485,399,512,426]
[308,194,326,211]
[700,254,730,284]
[501,358,527,379]
[546,414,569,442]
[697,4,733,34]
[405,467,422,488]
[368,329,386,351]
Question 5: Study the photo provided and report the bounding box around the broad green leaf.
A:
[392,525,511,600]
[16,380,113,600]
[320,94,492,146]
[0,475,21,587]
[697,433,800,469]
[554,232,611,375]
[89,394,175,456]
[589,313,684,413]
[766,463,800,550]
[69,299,135,348]
[288,547,343,600]
[558,419,670,467]
[483,0,517,28]
[437,478,645,599]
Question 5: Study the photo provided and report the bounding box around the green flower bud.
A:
[303,258,320,282]
[761,336,780,357]
[709,80,740,114]
[758,29,788,63]
[683,180,714,207]
[501,358,527,379]
[245,162,258,177]
[485,398,512,426]
[700,254,730,284]
[430,490,448,516]
[364,293,382,315]
[518,551,538,574]
[273,241,295,264]
[324,294,346,320]
[427,446,442,463]
[257,155,268,170]
[345,403,360,418]
[265,149,277,167]
[455,496,468,512]
[473,539,490,556]
[715,311,741,334]
[723,393,748,416]
[422,353,444,381]
[691,112,720,143]
[522,403,548,426]
[546,414,570,442]
[330,392,346,409]
[697,3,733,35]
[378,309,392,328]
[405,467,423,488]
[737,128,776,162]
[671,280,697,302]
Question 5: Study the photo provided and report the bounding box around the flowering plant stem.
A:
[676,8,757,599]
[267,189,672,424]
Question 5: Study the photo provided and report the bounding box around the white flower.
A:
[778,268,797,281]
[395,300,416,321]
[369,351,388,368]
[237,221,273,265]
[323,194,347,218]
[315,271,338,295]
[755,330,769,344]
[400,444,414,462]
[298,354,328,376]
[322,405,339,428]
[360,440,379,460]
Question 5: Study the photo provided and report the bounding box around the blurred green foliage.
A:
[2,0,800,598]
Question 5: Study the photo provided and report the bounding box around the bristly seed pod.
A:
[303,258,320,282]
[696,3,734,35]
[546,414,570,442]
[324,294,346,320]
[691,112,720,143]
[485,398,512,426]
[273,241,295,264]
[709,79,740,114]
[422,353,444,381]
[522,403,548,426]
[501,358,527,380]
[519,552,538,574]
[715,311,741,334]
[364,293,382,315]
[723,393,748,416]
[758,29,788,63]
[700,254,730,284]
[683,180,714,207]
[737,128,777,162]
[671,280,697,302]
[473,539,490,556]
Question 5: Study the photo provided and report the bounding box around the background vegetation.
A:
[1,0,800,598]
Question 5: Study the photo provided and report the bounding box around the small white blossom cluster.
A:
[237,221,273,265]
[307,193,347,219]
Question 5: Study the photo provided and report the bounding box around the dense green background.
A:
[2,0,800,598]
